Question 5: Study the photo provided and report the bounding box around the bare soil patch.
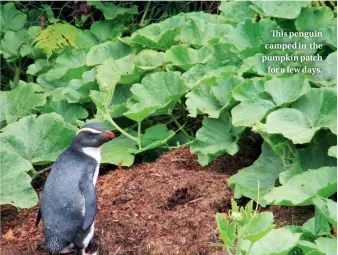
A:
[1,147,313,255]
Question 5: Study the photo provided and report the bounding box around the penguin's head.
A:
[72,123,115,148]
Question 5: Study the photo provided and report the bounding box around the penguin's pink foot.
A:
[77,248,98,255]
[60,247,75,254]
[84,250,98,255]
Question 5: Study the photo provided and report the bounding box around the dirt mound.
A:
[1,147,313,255]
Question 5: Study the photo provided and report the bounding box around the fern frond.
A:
[34,23,79,58]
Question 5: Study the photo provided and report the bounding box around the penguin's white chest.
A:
[82,147,101,185]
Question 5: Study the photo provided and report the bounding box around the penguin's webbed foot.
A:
[60,247,75,254]
[76,248,98,255]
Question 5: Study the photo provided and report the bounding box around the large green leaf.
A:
[228,19,278,54]
[165,45,213,70]
[86,40,133,66]
[264,88,336,144]
[306,52,337,87]
[0,30,25,62]
[51,68,98,104]
[75,30,99,49]
[26,59,55,76]
[41,100,88,125]
[298,240,325,255]
[42,64,69,81]
[0,3,27,34]
[315,237,337,255]
[1,113,76,163]
[295,7,335,32]
[228,143,285,206]
[55,48,87,69]
[19,26,43,59]
[232,78,268,102]
[178,18,233,46]
[108,84,132,118]
[97,54,142,85]
[321,23,337,49]
[101,133,137,167]
[264,167,337,206]
[248,228,300,255]
[240,53,271,76]
[243,212,274,242]
[130,14,183,50]
[251,2,309,19]
[186,74,242,118]
[90,21,126,42]
[265,109,320,144]
[0,83,47,124]
[124,72,187,122]
[88,1,137,21]
[279,133,337,184]
[219,1,256,23]
[37,64,91,92]
[293,88,337,134]
[134,50,166,71]
[95,64,120,104]
[302,216,331,238]
[181,61,236,89]
[139,124,175,152]
[190,112,244,166]
[313,197,337,227]
[264,75,311,105]
[0,147,37,208]
[216,213,236,247]
[232,98,275,127]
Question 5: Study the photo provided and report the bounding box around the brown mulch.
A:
[1,147,314,255]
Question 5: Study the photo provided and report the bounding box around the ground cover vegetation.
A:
[0,1,336,254]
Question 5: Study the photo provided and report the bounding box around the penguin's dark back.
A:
[40,147,98,252]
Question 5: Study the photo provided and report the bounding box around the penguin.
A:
[38,123,115,255]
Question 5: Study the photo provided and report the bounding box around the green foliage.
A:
[262,88,337,144]
[190,112,244,166]
[251,1,309,19]
[34,24,79,58]
[88,1,138,21]
[265,167,337,206]
[0,7,336,251]
[0,147,37,208]
[124,71,188,122]
[0,113,76,207]
[186,74,242,118]
[215,199,301,255]
[101,131,137,167]
[228,143,285,206]
[0,82,47,124]
[0,3,27,35]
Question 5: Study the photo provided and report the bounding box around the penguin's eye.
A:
[88,132,95,137]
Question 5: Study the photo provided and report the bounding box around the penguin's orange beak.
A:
[100,130,115,140]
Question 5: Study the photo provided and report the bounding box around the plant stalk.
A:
[137,121,142,149]
[235,227,242,255]
[31,166,52,182]
[254,180,260,216]
[171,116,194,140]
[140,1,151,27]
[247,242,254,255]
[105,113,138,142]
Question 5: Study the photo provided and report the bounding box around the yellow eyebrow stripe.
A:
[76,128,103,135]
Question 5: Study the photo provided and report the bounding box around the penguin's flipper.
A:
[79,170,97,230]
[35,207,41,227]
